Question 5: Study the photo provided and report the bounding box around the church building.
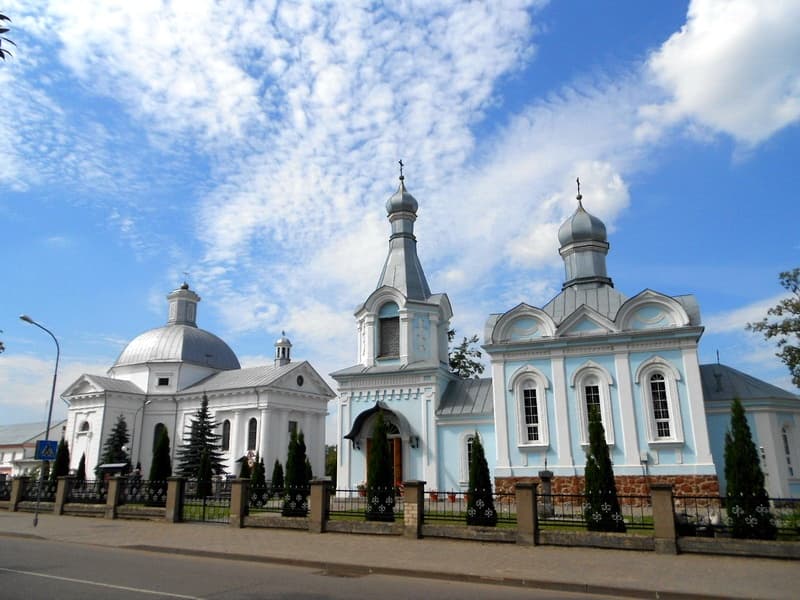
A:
[62,283,334,479]
[334,173,800,499]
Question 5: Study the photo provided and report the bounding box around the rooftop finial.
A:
[399,159,404,181]
[576,177,583,208]
[282,330,286,337]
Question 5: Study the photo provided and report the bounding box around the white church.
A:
[333,173,800,499]
[62,283,334,479]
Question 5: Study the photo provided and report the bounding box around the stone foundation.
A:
[495,474,720,497]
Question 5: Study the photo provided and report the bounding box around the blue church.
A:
[333,173,800,499]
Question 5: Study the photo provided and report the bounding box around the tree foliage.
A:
[325,444,337,484]
[747,268,800,388]
[366,411,395,522]
[197,448,213,497]
[724,398,776,539]
[149,426,172,481]
[271,459,284,493]
[176,394,225,479]
[466,432,497,526]
[97,414,130,476]
[51,438,70,481]
[448,329,485,379]
[583,407,625,532]
[238,457,252,479]
[0,14,15,61]
[76,453,86,485]
[282,430,309,516]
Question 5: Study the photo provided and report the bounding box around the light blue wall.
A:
[437,423,495,491]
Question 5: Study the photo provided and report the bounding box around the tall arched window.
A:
[152,423,166,453]
[221,420,231,452]
[508,365,550,448]
[635,357,684,444]
[572,362,615,446]
[247,418,258,451]
[378,302,400,358]
[649,374,671,438]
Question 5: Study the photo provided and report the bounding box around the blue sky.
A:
[1,0,798,439]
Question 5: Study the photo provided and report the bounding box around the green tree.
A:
[466,432,497,526]
[448,329,485,379]
[97,414,130,477]
[584,407,625,532]
[366,411,395,522]
[239,457,252,479]
[250,453,268,506]
[747,268,800,387]
[271,459,284,496]
[724,398,776,539]
[325,445,337,484]
[147,426,171,506]
[0,14,15,61]
[282,430,309,516]
[75,453,86,486]
[51,438,70,481]
[197,448,213,497]
[176,394,225,480]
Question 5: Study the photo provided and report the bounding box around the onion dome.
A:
[558,192,607,246]
[385,160,418,214]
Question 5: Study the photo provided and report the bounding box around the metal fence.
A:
[181,479,230,523]
[537,492,653,531]
[674,495,800,539]
[329,487,404,521]
[0,479,11,501]
[248,481,284,514]
[66,479,108,504]
[121,478,167,506]
[424,490,516,526]
[22,478,57,502]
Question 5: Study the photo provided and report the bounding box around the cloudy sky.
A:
[1,0,798,439]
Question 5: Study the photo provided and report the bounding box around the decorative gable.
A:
[490,303,556,343]
[555,305,616,338]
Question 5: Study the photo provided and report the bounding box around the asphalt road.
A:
[0,536,615,600]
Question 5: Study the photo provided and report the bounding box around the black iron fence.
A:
[248,480,283,513]
[536,492,653,531]
[67,479,108,504]
[0,479,11,501]
[424,490,516,526]
[121,478,167,506]
[674,495,800,540]
[328,488,368,520]
[22,478,56,502]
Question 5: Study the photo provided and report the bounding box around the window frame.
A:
[247,417,258,451]
[221,419,231,452]
[635,357,684,445]
[508,365,550,449]
[782,424,797,479]
[377,302,400,358]
[571,362,615,446]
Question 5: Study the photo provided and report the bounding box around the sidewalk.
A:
[1,511,797,599]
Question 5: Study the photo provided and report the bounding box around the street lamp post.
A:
[131,399,152,470]
[19,314,60,528]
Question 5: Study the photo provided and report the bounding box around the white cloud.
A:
[644,0,800,145]
[704,294,786,334]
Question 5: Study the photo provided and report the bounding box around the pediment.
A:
[271,362,336,399]
[616,290,689,331]
[63,375,100,397]
[555,306,616,337]
[491,303,556,343]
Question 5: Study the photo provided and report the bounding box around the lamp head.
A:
[19,314,34,324]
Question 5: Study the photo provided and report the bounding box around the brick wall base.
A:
[495,474,720,497]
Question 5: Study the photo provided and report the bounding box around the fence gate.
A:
[181,480,230,524]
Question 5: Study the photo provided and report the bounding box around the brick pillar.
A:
[9,476,28,512]
[54,476,74,515]
[308,479,330,534]
[403,480,425,539]
[650,483,677,554]
[165,477,185,523]
[105,475,125,520]
[515,482,539,546]
[229,478,249,529]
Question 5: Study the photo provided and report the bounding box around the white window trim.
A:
[459,431,477,486]
[570,361,615,446]
[508,365,550,449]
[635,357,684,445]
[781,423,798,481]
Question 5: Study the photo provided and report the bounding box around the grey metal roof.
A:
[700,364,798,404]
[375,236,432,301]
[0,420,67,446]
[558,200,607,246]
[542,285,627,324]
[82,375,144,394]
[437,377,494,417]
[113,324,240,371]
[181,361,301,393]
[331,362,439,379]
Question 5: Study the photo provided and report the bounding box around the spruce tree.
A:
[282,430,309,516]
[147,426,171,506]
[271,459,284,497]
[51,438,70,481]
[97,414,130,477]
[466,432,497,526]
[176,394,225,479]
[251,453,268,506]
[724,398,776,539]
[584,407,626,532]
[197,448,213,497]
[76,453,86,486]
[366,411,395,522]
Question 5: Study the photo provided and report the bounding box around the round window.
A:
[296,375,304,386]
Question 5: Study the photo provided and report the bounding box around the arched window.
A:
[221,420,231,452]
[572,363,615,446]
[635,357,684,444]
[508,365,550,448]
[782,426,795,478]
[378,302,400,358]
[152,423,166,453]
[79,421,90,433]
[247,418,258,451]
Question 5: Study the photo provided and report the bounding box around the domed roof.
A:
[275,330,292,347]
[385,177,418,215]
[558,197,607,247]
[113,324,240,370]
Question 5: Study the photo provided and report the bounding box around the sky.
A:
[1,0,798,442]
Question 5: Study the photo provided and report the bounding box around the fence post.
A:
[165,477,185,523]
[650,483,677,554]
[515,482,539,546]
[308,479,330,533]
[402,480,426,539]
[229,478,249,529]
[54,476,74,515]
[9,476,28,512]
[105,475,125,520]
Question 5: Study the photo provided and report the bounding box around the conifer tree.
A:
[176,394,225,479]
[51,438,70,481]
[466,432,497,526]
[724,398,776,539]
[366,411,395,522]
[584,407,625,532]
[76,453,86,486]
[197,448,213,497]
[251,453,268,506]
[147,426,171,506]
[271,459,284,497]
[97,414,130,477]
[282,430,309,516]
[239,458,252,479]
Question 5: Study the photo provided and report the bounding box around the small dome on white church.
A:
[385,165,418,215]
[557,188,607,247]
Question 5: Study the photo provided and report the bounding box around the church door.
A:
[365,433,403,487]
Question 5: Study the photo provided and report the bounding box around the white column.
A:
[339,393,351,489]
[399,309,410,364]
[230,410,242,467]
[259,408,271,464]
[615,351,641,466]
[491,360,510,470]
[364,316,376,367]
[551,356,573,469]
[275,409,289,467]
[423,386,438,488]
[681,348,713,465]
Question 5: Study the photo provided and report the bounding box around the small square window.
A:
[157,377,170,387]
[288,420,298,435]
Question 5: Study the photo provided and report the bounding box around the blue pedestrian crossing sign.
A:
[35,440,58,461]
